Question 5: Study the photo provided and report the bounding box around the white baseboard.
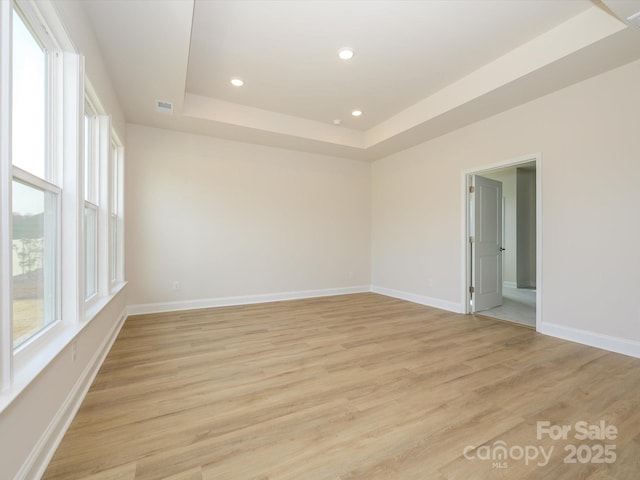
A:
[20,309,128,480]
[127,285,371,316]
[540,322,640,359]
[503,281,517,289]
[370,285,464,313]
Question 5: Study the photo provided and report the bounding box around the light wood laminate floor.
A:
[43,293,640,479]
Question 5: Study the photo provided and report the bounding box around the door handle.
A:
[499,247,506,252]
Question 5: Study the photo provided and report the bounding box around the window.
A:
[0,0,125,408]
[11,6,60,348]
[11,179,58,346]
[11,8,46,178]
[84,105,98,300]
[109,138,123,286]
[84,203,98,299]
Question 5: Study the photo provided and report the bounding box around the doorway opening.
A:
[463,154,541,330]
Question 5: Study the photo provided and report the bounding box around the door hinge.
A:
[469,185,475,194]
[469,286,475,294]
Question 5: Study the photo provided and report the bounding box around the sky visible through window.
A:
[12,8,46,216]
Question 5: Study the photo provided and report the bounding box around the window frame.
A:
[10,2,64,355]
[83,84,118,321]
[11,167,62,351]
[109,136,124,290]
[11,6,49,180]
[84,201,98,302]
[3,0,85,388]
[0,0,126,411]
[83,100,99,304]
[0,0,14,391]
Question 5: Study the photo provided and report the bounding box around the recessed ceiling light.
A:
[230,78,244,87]
[333,119,342,126]
[351,109,362,117]
[338,47,354,60]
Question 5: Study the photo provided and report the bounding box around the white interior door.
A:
[472,175,503,312]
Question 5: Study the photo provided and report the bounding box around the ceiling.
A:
[79,0,640,161]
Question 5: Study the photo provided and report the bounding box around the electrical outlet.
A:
[172,281,180,291]
[428,278,434,287]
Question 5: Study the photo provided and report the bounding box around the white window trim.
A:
[83,97,99,310]
[0,0,14,391]
[1,0,79,402]
[10,0,69,369]
[12,167,63,351]
[84,200,98,302]
[109,135,125,290]
[12,166,60,196]
[0,0,79,398]
[12,51,82,369]
[0,0,127,413]
[84,98,99,204]
[84,113,113,321]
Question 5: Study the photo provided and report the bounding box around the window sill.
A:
[85,281,126,323]
[0,281,127,414]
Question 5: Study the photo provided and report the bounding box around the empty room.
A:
[1,0,640,479]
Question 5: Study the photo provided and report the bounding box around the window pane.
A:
[12,180,58,347]
[84,115,91,201]
[84,112,98,203]
[85,205,97,299]
[110,213,117,282]
[12,9,46,179]
[109,142,120,285]
[110,144,118,213]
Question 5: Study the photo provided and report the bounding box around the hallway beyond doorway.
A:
[477,285,536,327]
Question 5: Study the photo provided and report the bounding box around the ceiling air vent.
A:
[156,100,173,114]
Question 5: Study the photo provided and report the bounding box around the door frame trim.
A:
[461,152,542,331]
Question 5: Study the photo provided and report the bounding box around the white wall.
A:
[126,125,371,311]
[372,59,640,350]
[516,167,536,288]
